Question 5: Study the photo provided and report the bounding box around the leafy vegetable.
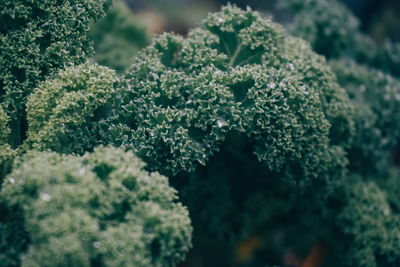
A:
[0,0,111,146]
[0,146,192,267]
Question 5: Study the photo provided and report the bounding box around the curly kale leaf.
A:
[106,5,353,188]
[26,63,119,155]
[0,146,192,267]
[0,0,111,146]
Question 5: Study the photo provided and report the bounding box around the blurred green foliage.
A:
[330,59,400,175]
[283,0,400,77]
[281,0,400,266]
[334,174,400,267]
[282,0,359,58]
[284,0,400,175]
[354,35,400,77]
[89,1,149,74]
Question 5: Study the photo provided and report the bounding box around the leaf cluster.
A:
[0,146,192,267]
[105,5,353,190]
[0,0,111,146]
[26,63,119,155]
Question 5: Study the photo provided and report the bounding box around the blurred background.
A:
[90,0,400,74]
[125,0,400,40]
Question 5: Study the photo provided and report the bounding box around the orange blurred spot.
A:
[235,236,263,263]
[137,11,166,34]
[301,242,327,267]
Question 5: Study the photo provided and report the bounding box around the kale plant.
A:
[334,175,400,267]
[0,146,192,267]
[107,5,353,187]
[283,0,400,77]
[282,0,359,58]
[0,0,110,146]
[330,59,400,174]
[103,5,354,264]
[285,0,400,175]
[283,1,400,266]
[26,5,353,187]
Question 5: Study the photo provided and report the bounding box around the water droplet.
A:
[286,63,294,70]
[79,168,86,175]
[40,193,52,201]
[197,154,207,166]
[217,118,227,128]
[380,137,390,146]
[383,207,390,216]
